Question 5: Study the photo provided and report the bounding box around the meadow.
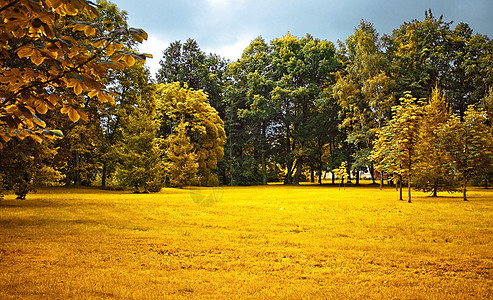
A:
[0,184,492,299]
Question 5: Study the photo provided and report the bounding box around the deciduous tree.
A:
[0,0,149,148]
[156,83,226,186]
[437,106,493,200]
[371,92,423,202]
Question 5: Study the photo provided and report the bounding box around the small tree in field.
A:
[333,162,349,190]
[371,92,423,202]
[414,88,458,196]
[437,106,493,200]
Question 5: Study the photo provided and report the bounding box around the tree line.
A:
[0,2,492,201]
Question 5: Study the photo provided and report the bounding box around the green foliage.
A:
[333,21,395,183]
[385,10,492,117]
[156,39,229,116]
[228,33,341,185]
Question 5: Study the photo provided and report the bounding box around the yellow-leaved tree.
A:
[156,83,226,186]
[0,0,149,148]
[370,92,424,202]
[164,120,199,188]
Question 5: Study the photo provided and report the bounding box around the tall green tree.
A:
[333,20,395,184]
[385,10,493,117]
[269,33,340,185]
[156,39,229,116]
[226,37,275,185]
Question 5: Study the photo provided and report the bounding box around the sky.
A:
[113,0,493,77]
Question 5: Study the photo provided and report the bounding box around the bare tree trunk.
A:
[380,172,384,190]
[284,158,294,185]
[369,164,375,184]
[408,173,412,203]
[293,158,303,185]
[355,169,360,185]
[102,163,107,187]
[463,179,468,201]
[74,150,81,186]
[331,172,335,185]
[399,174,403,201]
[432,179,438,197]
[261,151,267,185]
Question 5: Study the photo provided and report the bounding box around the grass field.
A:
[0,184,492,299]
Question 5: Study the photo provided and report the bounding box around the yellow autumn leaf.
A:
[125,54,136,66]
[60,106,71,114]
[33,117,46,128]
[73,81,83,95]
[68,107,80,122]
[17,46,35,59]
[31,49,45,66]
[35,100,48,114]
[78,110,88,122]
[88,90,98,98]
[30,134,43,143]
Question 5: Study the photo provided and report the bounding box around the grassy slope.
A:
[0,184,492,299]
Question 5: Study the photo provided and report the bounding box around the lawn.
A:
[0,184,492,299]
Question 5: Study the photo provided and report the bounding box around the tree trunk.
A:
[380,172,384,190]
[399,174,403,201]
[74,150,81,186]
[463,179,468,201]
[355,169,360,185]
[485,176,489,189]
[261,151,267,185]
[408,173,412,203]
[369,164,375,184]
[432,179,438,197]
[310,169,315,183]
[284,158,294,185]
[331,172,335,185]
[293,158,303,185]
[102,163,107,187]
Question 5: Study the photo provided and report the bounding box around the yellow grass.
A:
[0,184,492,299]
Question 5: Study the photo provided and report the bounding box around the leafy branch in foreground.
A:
[0,0,150,148]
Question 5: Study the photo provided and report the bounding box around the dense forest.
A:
[1,1,492,201]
